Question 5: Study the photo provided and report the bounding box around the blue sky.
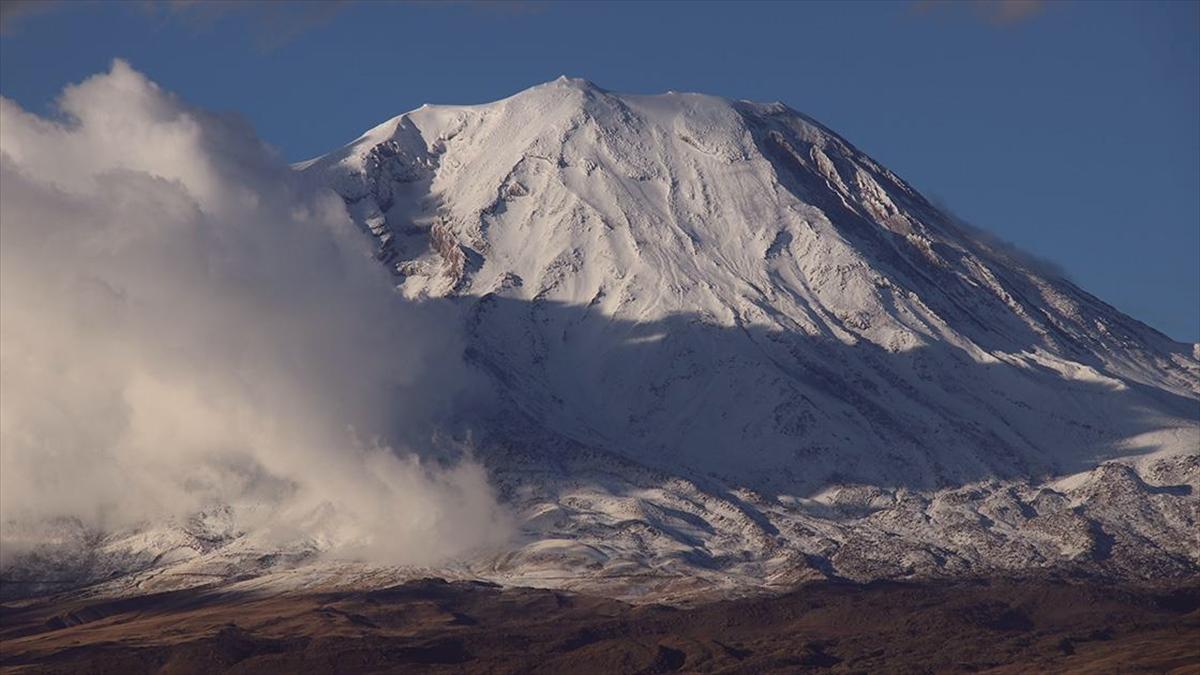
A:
[2,0,1197,341]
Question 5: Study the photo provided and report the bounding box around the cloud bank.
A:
[0,60,509,565]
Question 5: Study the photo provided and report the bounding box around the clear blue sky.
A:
[2,0,1197,341]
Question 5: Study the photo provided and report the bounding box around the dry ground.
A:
[1,577,1197,673]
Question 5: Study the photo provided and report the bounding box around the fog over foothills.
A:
[0,60,510,564]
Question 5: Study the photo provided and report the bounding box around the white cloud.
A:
[0,60,510,565]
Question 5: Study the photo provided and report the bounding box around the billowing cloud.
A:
[0,60,510,565]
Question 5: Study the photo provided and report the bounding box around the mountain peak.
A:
[549,75,601,90]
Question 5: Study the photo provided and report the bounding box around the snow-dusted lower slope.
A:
[5,452,1195,604]
[5,78,1197,602]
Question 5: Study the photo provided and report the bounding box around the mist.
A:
[0,60,509,565]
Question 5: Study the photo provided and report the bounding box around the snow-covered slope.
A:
[300,76,1197,484]
[7,78,1198,601]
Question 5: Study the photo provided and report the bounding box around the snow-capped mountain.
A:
[6,78,1198,602]
[298,77,1200,596]
[300,76,1198,482]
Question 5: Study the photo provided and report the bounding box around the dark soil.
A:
[1,577,1197,673]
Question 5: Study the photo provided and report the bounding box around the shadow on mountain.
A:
[452,294,1198,499]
